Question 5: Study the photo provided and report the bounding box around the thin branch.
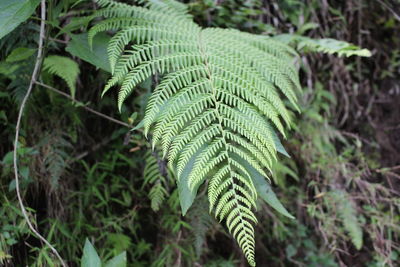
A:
[35,81,132,128]
[375,0,400,22]
[341,131,375,147]
[12,1,67,266]
[49,37,68,44]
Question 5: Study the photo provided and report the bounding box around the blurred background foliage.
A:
[0,0,399,266]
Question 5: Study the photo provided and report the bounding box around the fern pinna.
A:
[142,150,170,212]
[90,0,300,264]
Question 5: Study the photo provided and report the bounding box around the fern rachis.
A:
[90,0,301,265]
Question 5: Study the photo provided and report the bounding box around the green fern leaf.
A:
[333,190,363,250]
[91,1,302,265]
[43,55,80,98]
[143,150,169,212]
[187,196,214,258]
[274,34,372,57]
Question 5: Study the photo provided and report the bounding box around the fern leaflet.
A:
[333,190,363,250]
[143,150,169,212]
[43,55,80,98]
[274,34,372,57]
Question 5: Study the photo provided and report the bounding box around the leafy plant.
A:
[81,239,127,267]
[3,0,393,266]
[84,0,374,264]
[89,0,302,264]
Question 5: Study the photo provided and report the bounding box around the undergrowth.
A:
[0,0,399,266]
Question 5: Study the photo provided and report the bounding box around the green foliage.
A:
[332,190,363,250]
[105,251,127,267]
[0,0,40,40]
[188,0,275,33]
[274,34,372,57]
[0,197,30,264]
[0,43,37,103]
[297,37,371,57]
[0,0,397,266]
[187,196,213,258]
[81,239,101,267]
[247,157,294,219]
[66,33,112,72]
[143,150,169,212]
[90,0,303,264]
[43,55,80,98]
[81,239,127,267]
[40,132,73,188]
[284,225,338,267]
[5,47,36,62]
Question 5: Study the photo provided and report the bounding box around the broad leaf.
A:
[6,47,36,62]
[253,174,295,219]
[0,0,41,40]
[81,239,101,267]
[66,33,111,72]
[104,252,127,267]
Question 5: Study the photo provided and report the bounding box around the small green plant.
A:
[81,239,127,267]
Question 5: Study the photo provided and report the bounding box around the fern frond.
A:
[332,190,363,250]
[274,34,372,57]
[97,0,191,19]
[93,0,301,265]
[138,0,192,20]
[143,150,169,212]
[43,55,80,98]
[187,196,214,258]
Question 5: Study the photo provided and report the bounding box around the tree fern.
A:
[90,0,301,265]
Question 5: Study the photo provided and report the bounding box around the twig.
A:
[376,170,400,181]
[341,130,375,147]
[12,1,67,266]
[173,230,182,267]
[376,0,400,22]
[377,165,400,171]
[49,37,68,44]
[35,81,132,128]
